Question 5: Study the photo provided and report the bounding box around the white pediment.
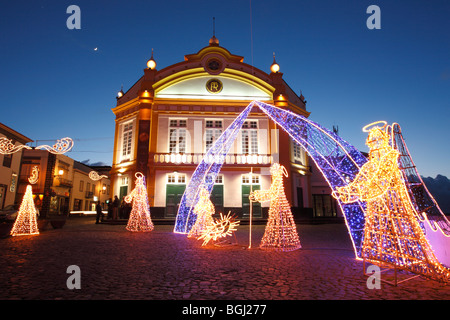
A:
[155,75,272,101]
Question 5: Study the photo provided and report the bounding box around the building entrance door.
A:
[0,185,6,209]
[166,185,186,218]
[242,185,261,217]
[119,186,128,201]
[210,184,223,214]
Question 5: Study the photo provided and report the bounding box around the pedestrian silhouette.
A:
[95,201,103,224]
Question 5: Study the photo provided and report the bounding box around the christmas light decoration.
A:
[28,166,39,184]
[197,212,240,246]
[332,122,450,282]
[0,137,74,155]
[10,185,39,236]
[174,101,255,234]
[250,163,301,252]
[174,101,367,259]
[188,187,215,238]
[124,172,154,232]
[88,171,108,181]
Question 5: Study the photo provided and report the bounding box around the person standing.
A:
[95,201,103,224]
[112,195,120,220]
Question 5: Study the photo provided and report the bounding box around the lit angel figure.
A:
[188,187,215,238]
[250,163,301,252]
[332,121,450,282]
[124,172,154,232]
[10,185,39,236]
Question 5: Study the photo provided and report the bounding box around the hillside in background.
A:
[422,175,450,215]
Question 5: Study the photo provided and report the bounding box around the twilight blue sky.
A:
[0,0,449,178]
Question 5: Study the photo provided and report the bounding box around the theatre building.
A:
[110,36,340,221]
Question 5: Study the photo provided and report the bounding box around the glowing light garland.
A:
[10,185,39,236]
[124,172,154,232]
[333,122,450,282]
[188,187,215,238]
[89,171,108,181]
[250,163,301,252]
[197,212,240,246]
[174,101,367,258]
[0,137,74,155]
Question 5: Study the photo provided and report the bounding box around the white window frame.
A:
[205,119,223,152]
[168,119,187,154]
[241,174,260,185]
[118,118,136,163]
[167,173,186,184]
[241,120,259,155]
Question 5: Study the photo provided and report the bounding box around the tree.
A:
[11,185,39,236]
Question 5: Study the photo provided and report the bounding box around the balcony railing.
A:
[56,177,73,187]
[153,153,273,165]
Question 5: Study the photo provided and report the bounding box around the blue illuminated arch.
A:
[174,101,368,257]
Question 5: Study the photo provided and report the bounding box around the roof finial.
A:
[209,17,219,46]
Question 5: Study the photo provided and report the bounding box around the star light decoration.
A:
[0,137,74,155]
[124,172,154,232]
[10,185,39,236]
[197,212,240,246]
[332,121,450,283]
[250,163,301,252]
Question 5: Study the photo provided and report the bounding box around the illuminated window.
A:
[169,119,187,154]
[293,141,303,162]
[241,121,258,154]
[242,174,259,184]
[205,120,222,152]
[121,176,129,185]
[167,173,186,184]
[122,122,133,157]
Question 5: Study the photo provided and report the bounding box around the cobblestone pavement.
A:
[1,216,450,301]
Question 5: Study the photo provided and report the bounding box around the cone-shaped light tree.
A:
[10,185,39,236]
[124,172,154,232]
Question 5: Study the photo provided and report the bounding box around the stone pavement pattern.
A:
[1,217,450,300]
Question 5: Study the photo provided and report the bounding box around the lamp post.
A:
[248,167,253,249]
